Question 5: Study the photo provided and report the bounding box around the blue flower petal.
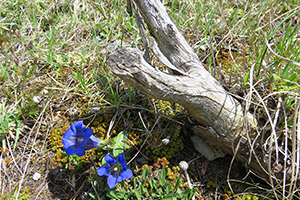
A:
[70,123,77,133]
[83,127,93,141]
[64,146,75,156]
[70,147,85,156]
[62,137,84,157]
[73,121,85,133]
[107,175,118,189]
[97,166,110,176]
[66,122,85,140]
[117,154,126,168]
[64,145,85,157]
[90,135,101,144]
[104,154,116,165]
[97,153,133,189]
[61,138,75,150]
[119,168,133,180]
[61,121,101,157]
[82,135,101,150]
[64,147,76,157]
[63,128,77,141]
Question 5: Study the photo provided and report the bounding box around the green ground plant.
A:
[0,99,21,148]
[107,167,195,200]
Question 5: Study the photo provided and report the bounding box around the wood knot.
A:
[166,24,175,36]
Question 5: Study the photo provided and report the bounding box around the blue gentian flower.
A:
[61,121,101,157]
[97,153,133,189]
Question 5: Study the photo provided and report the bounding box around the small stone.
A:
[162,138,170,145]
[179,161,189,171]
[190,135,225,160]
[33,96,40,103]
[33,172,41,181]
[42,89,48,94]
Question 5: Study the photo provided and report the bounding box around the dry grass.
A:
[0,0,300,199]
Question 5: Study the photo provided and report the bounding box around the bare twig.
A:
[133,3,150,62]
[16,100,51,200]
[290,100,300,197]
[263,32,300,67]
[70,179,87,200]
[127,111,161,165]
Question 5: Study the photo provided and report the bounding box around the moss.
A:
[48,119,69,151]
[128,131,140,146]
[241,194,259,200]
[167,167,178,180]
[206,180,217,188]
[141,164,153,174]
[147,135,184,160]
[172,166,180,173]
[0,189,31,200]
[144,121,184,160]
[153,157,169,170]
[91,123,107,138]
[155,100,183,117]
[155,100,171,113]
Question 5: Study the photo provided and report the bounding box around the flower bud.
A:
[179,161,189,171]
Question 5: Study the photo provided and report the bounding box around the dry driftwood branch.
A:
[111,0,252,140]
[108,0,292,182]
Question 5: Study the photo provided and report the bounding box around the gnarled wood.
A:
[108,0,291,182]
